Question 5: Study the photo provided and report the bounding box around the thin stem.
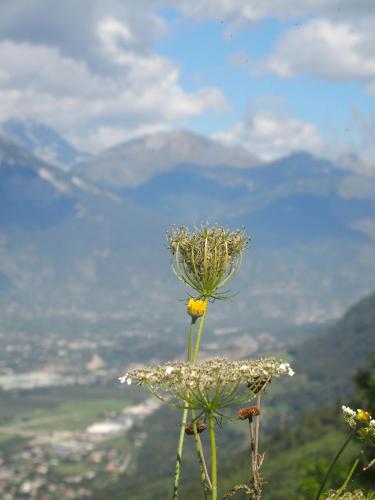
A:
[249,419,257,495]
[314,429,356,500]
[172,316,196,500]
[173,303,209,500]
[333,456,361,500]
[254,394,261,465]
[172,406,189,500]
[192,307,208,364]
[251,394,262,500]
[192,408,212,497]
[187,317,197,362]
[208,412,218,500]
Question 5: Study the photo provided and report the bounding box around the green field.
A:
[20,399,130,432]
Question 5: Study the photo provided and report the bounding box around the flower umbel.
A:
[167,224,249,300]
[120,357,293,419]
[342,405,375,446]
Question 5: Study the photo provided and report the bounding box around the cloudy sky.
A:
[1,0,375,164]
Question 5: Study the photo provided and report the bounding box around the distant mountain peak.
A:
[0,118,86,168]
[75,128,260,187]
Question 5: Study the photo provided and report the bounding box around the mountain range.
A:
[0,120,375,343]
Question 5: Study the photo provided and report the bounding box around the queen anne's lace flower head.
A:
[342,405,375,447]
[120,357,293,418]
[167,224,249,300]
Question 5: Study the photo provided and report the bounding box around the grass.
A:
[0,382,142,424]
[54,462,91,476]
[101,434,132,451]
[23,399,129,432]
[216,429,361,500]
[0,434,29,454]
[0,396,134,434]
[0,433,18,443]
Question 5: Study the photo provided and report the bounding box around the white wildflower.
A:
[119,357,293,415]
[342,405,356,417]
[278,362,294,376]
[126,378,132,386]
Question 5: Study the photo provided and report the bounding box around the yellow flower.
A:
[356,410,372,425]
[187,298,207,318]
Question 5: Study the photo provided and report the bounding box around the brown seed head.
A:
[185,421,207,435]
[238,406,261,421]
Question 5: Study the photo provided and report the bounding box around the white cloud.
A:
[175,0,374,25]
[0,36,227,152]
[176,1,375,98]
[214,109,323,161]
[1,0,374,156]
[0,1,228,152]
[256,18,375,93]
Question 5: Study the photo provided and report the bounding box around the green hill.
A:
[291,291,375,401]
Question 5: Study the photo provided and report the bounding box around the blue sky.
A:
[156,9,375,161]
[0,0,374,168]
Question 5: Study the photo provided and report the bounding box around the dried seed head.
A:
[167,224,249,300]
[238,406,261,421]
[187,298,207,318]
[185,421,207,435]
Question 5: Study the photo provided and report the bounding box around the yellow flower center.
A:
[356,410,371,424]
[187,298,207,318]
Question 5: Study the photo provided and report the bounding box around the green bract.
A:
[167,225,249,300]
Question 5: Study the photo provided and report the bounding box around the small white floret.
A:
[166,366,174,375]
[127,378,132,385]
[342,405,356,416]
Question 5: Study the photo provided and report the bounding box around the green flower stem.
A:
[333,454,361,500]
[173,306,208,500]
[173,406,189,500]
[187,317,197,362]
[314,429,356,500]
[251,393,262,500]
[254,394,261,466]
[173,316,196,500]
[192,408,212,498]
[192,307,208,364]
[208,412,218,500]
[248,419,257,491]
